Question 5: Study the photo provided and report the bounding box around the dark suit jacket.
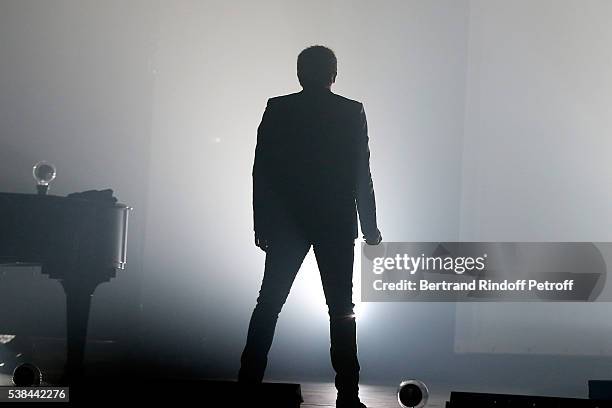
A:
[253,88,378,242]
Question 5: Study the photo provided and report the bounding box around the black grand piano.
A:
[0,192,131,381]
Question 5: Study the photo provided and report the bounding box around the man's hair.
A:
[297,45,337,88]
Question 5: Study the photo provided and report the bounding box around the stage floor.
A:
[0,374,447,406]
[0,371,597,406]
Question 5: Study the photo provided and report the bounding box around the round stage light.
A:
[32,161,57,195]
[397,379,428,408]
[12,363,42,387]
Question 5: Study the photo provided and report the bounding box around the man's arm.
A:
[252,99,275,251]
[356,104,382,245]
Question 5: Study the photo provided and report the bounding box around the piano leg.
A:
[61,281,97,383]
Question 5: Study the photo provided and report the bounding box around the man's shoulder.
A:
[330,92,363,109]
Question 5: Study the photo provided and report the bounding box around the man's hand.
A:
[364,228,382,245]
[254,234,269,252]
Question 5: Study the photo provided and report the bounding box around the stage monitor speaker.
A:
[203,380,303,407]
[68,379,303,407]
[589,380,612,401]
[447,391,610,408]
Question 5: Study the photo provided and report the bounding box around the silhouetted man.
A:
[238,45,381,408]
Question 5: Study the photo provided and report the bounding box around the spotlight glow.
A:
[289,247,368,321]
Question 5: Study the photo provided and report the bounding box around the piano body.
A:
[0,192,131,381]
